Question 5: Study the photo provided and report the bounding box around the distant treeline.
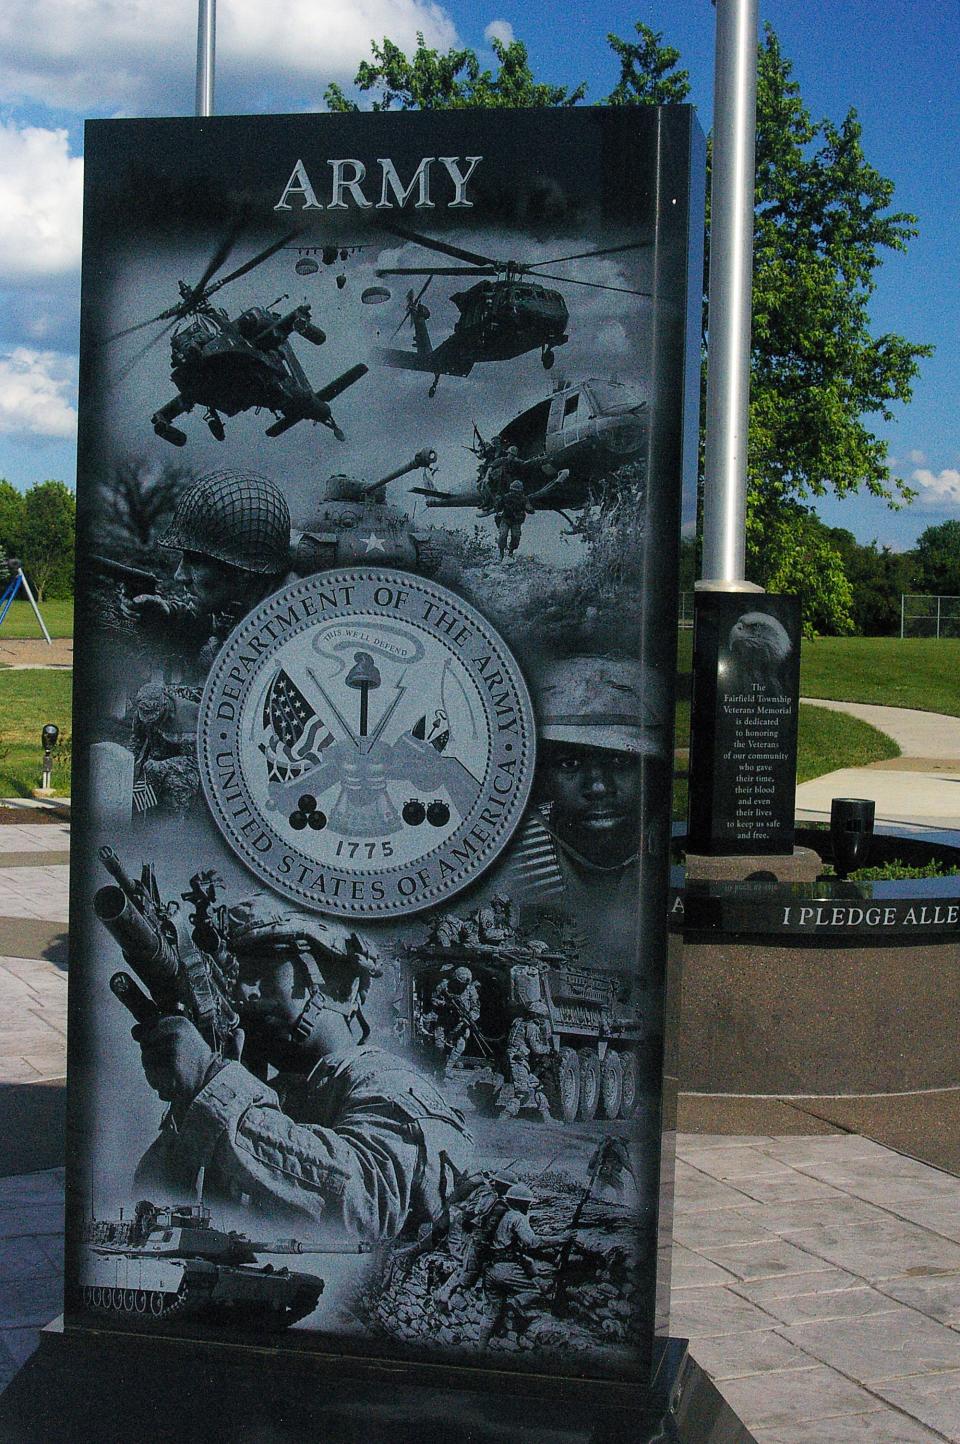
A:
[680,518,960,637]
[0,479,76,601]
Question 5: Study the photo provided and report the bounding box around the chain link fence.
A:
[901,595,960,638]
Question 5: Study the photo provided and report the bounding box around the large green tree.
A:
[824,526,914,636]
[742,27,930,617]
[0,480,25,564]
[911,520,960,597]
[21,481,75,601]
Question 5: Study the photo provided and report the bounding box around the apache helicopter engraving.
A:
[409,377,648,525]
[375,223,650,395]
[108,230,368,446]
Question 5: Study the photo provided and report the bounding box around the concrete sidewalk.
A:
[6,1138,960,1440]
[797,699,960,830]
[3,817,960,1439]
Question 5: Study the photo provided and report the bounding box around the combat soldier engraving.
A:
[129,682,201,815]
[122,470,292,676]
[420,965,483,1073]
[405,900,643,1122]
[497,1003,553,1121]
[492,478,535,560]
[476,1181,566,1348]
[94,856,474,1241]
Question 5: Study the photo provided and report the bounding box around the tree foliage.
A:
[0,480,25,564]
[98,455,191,550]
[325,35,586,112]
[746,498,854,637]
[746,27,930,520]
[20,481,76,601]
[911,521,960,597]
[823,527,913,636]
[606,24,690,106]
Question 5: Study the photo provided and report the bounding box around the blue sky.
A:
[1,0,957,551]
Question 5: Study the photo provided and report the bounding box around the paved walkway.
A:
[6,1142,960,1440]
[0,825,68,1088]
[797,699,960,830]
[2,817,960,1438]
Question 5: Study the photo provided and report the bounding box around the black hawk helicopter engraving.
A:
[409,377,647,526]
[108,231,368,446]
[375,223,650,396]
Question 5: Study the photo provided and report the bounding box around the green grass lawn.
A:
[673,700,898,818]
[795,702,899,781]
[0,597,74,638]
[0,669,72,796]
[801,637,960,716]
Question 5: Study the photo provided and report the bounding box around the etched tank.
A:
[291,448,451,577]
[78,1199,364,1330]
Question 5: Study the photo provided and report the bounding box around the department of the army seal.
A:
[198,569,535,917]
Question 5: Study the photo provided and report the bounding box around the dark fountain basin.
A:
[669,823,960,1096]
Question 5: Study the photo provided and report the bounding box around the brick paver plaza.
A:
[2,819,960,1440]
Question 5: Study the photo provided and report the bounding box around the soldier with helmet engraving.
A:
[133,894,474,1241]
[497,1001,553,1122]
[493,478,535,561]
[476,1181,565,1348]
[122,469,292,675]
[506,654,668,969]
[420,965,482,1073]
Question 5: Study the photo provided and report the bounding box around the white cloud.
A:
[0,124,82,282]
[484,19,515,47]
[908,448,927,464]
[911,467,960,507]
[0,348,77,438]
[0,0,460,114]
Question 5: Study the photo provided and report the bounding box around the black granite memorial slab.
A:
[679,876,960,936]
[47,104,708,1419]
[687,592,802,855]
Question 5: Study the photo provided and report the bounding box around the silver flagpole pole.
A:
[195,0,216,117]
[699,0,760,588]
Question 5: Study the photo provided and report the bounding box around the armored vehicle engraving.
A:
[401,905,644,1121]
[78,1200,366,1330]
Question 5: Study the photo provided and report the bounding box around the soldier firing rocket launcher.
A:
[93,847,242,1058]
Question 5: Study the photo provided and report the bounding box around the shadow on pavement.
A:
[0,1082,65,1177]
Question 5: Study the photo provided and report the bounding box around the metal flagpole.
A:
[699,0,760,589]
[195,0,216,117]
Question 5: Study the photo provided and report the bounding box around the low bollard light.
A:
[41,723,59,792]
[830,797,875,878]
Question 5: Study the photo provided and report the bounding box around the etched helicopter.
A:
[109,231,368,446]
[375,223,651,395]
[408,377,648,525]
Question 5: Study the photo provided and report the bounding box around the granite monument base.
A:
[0,1321,757,1443]
[684,846,822,884]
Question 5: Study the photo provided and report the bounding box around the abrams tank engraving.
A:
[78,1200,367,1330]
